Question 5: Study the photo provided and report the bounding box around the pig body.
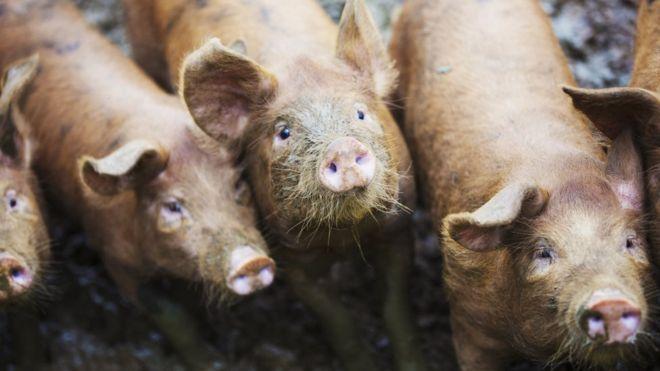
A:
[392,0,655,369]
[0,0,274,305]
[124,1,423,370]
[0,56,49,302]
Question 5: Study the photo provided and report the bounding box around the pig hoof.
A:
[227,246,275,296]
[0,254,33,300]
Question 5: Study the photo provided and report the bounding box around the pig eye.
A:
[625,235,638,250]
[166,201,182,214]
[278,127,291,140]
[357,109,365,120]
[274,123,292,149]
[533,239,556,263]
[159,199,189,231]
[5,189,23,213]
[537,249,553,260]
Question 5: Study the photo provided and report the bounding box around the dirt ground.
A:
[0,0,646,370]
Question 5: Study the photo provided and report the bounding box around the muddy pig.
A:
[123,0,423,370]
[0,56,49,303]
[391,0,656,369]
[563,2,660,267]
[0,0,274,367]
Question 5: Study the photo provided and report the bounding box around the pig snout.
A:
[579,289,641,344]
[227,246,275,296]
[318,137,376,193]
[0,253,33,299]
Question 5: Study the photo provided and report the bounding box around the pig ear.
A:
[444,184,548,252]
[336,0,397,98]
[181,38,278,147]
[80,140,169,197]
[605,129,644,211]
[0,54,39,168]
[563,86,660,139]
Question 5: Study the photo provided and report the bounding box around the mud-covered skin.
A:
[392,0,656,369]
[0,57,49,304]
[0,0,272,302]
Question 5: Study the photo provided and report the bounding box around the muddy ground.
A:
[0,0,646,370]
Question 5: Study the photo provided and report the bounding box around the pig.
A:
[0,56,49,303]
[391,0,656,369]
[123,0,424,370]
[562,1,660,266]
[0,0,274,367]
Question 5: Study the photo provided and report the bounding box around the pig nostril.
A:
[622,312,635,319]
[329,162,337,173]
[355,156,363,164]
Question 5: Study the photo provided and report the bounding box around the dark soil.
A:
[0,1,645,370]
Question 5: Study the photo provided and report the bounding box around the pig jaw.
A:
[203,224,276,297]
[549,274,653,366]
[0,252,34,301]
[269,145,399,228]
[580,295,640,344]
[0,221,46,302]
[197,242,275,299]
[226,246,275,296]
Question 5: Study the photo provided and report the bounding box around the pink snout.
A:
[580,289,641,344]
[227,246,275,296]
[318,137,376,193]
[0,253,33,300]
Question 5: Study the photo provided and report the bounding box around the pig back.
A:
[0,0,179,217]
[145,0,338,86]
[393,0,604,221]
[631,0,660,92]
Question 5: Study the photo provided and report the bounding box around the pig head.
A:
[179,0,406,232]
[0,55,49,303]
[444,129,655,365]
[79,123,274,299]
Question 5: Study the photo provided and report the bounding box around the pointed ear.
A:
[80,140,169,196]
[444,184,548,252]
[0,54,39,168]
[336,0,397,98]
[180,38,277,147]
[563,86,660,139]
[605,128,644,211]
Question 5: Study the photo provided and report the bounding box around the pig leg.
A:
[374,232,428,371]
[105,262,224,371]
[9,309,45,371]
[283,261,378,371]
[138,287,225,371]
[451,318,507,371]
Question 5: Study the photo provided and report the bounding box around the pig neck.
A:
[158,0,338,80]
[630,1,660,92]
